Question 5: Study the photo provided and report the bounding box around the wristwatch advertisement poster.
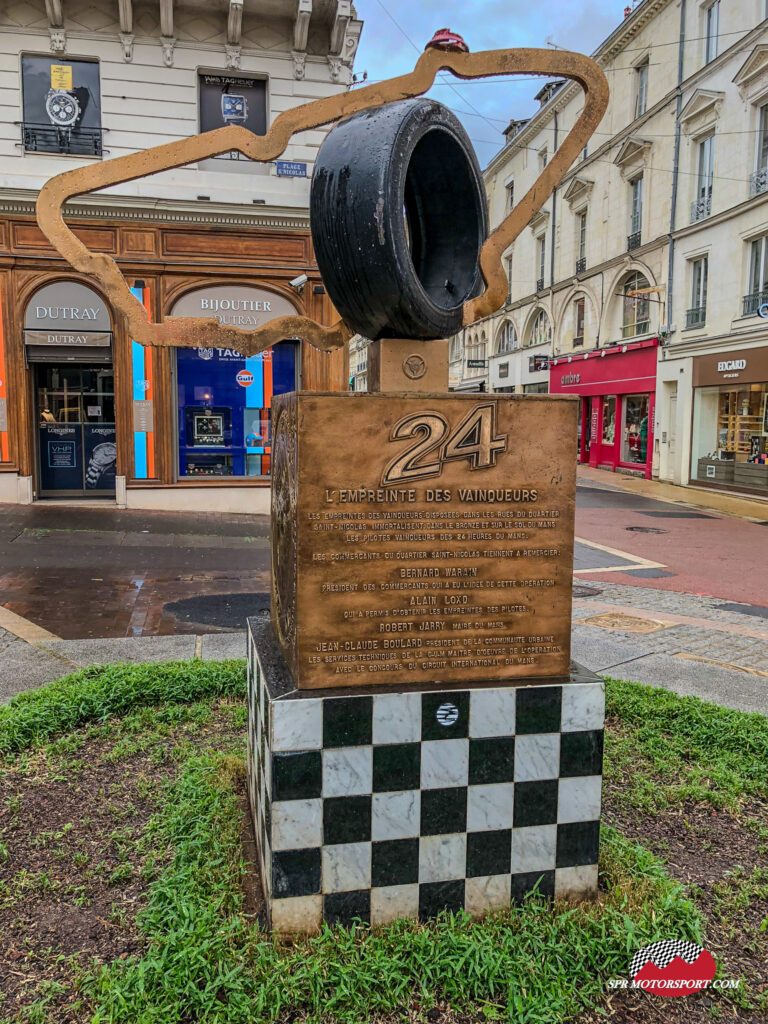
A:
[22,56,101,142]
[198,74,267,136]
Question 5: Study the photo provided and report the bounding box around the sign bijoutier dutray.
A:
[169,284,297,329]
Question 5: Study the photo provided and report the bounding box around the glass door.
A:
[36,365,116,497]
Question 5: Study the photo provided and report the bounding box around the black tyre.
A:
[310,98,488,341]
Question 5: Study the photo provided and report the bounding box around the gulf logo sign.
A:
[236,370,254,387]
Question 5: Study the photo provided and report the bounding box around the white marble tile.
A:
[420,738,469,789]
[464,874,512,917]
[323,841,371,893]
[272,699,323,751]
[419,834,467,883]
[372,692,421,744]
[322,746,373,797]
[557,776,602,823]
[372,790,420,840]
[271,894,322,934]
[469,689,516,738]
[466,783,515,832]
[555,863,599,900]
[510,824,557,873]
[561,683,605,733]
[514,734,560,782]
[271,798,322,851]
[370,884,420,925]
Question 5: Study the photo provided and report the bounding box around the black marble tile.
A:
[560,730,604,778]
[418,880,466,921]
[515,687,562,735]
[272,847,321,898]
[324,696,373,747]
[513,780,558,828]
[420,787,468,836]
[272,750,322,801]
[323,889,371,927]
[323,795,372,845]
[422,692,470,741]
[556,820,600,868]
[372,838,419,888]
[510,870,555,903]
[372,743,421,792]
[468,736,515,785]
[466,829,512,878]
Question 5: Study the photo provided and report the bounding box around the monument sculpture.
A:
[36,31,610,933]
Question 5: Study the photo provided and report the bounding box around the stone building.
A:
[463,0,768,496]
[0,0,361,512]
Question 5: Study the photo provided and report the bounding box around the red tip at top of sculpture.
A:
[425,28,469,53]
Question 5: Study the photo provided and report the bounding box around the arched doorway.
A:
[25,281,116,499]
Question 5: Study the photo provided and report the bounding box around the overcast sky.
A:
[353,0,626,167]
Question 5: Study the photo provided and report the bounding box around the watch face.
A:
[45,89,80,127]
[221,93,247,122]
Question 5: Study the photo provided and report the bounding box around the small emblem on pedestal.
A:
[403,354,427,380]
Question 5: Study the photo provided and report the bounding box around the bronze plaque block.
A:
[271,392,578,690]
[368,339,449,393]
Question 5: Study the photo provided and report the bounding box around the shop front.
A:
[549,338,658,479]
[690,344,768,497]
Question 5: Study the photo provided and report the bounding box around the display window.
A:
[176,342,297,479]
[621,393,649,464]
[601,396,616,444]
[691,382,768,492]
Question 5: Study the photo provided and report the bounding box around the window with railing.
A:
[576,210,587,273]
[705,0,720,63]
[686,256,708,328]
[750,104,768,197]
[497,321,517,354]
[635,60,648,118]
[628,176,643,250]
[574,298,585,346]
[691,134,714,221]
[527,309,551,348]
[621,271,651,338]
[21,55,103,157]
[745,235,768,315]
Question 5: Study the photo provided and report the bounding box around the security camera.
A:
[290,274,308,291]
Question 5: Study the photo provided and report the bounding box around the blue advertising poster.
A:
[39,425,82,491]
[83,425,117,490]
[176,342,296,478]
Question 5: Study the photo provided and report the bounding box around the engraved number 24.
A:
[382,403,508,484]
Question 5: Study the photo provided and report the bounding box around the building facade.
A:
[459,0,768,494]
[0,0,361,512]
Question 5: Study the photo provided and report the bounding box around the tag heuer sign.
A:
[276,161,307,178]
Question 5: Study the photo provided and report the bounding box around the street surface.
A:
[0,468,766,713]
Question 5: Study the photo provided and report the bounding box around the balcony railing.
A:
[627,230,642,251]
[621,320,650,339]
[20,122,104,157]
[690,194,712,222]
[573,335,584,348]
[536,276,544,292]
[575,257,586,274]
[743,290,768,316]
[749,166,768,197]
[685,306,706,329]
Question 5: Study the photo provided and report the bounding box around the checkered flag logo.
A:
[630,940,704,979]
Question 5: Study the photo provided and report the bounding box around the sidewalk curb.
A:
[0,606,61,643]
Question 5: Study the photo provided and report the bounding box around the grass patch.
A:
[604,677,768,811]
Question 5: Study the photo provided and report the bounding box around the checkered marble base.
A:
[247,618,605,934]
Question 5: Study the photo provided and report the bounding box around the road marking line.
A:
[573,537,667,574]
[0,605,61,642]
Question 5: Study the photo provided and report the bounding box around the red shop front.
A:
[550,339,658,480]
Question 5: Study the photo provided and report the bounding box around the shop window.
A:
[528,309,551,348]
[621,393,650,464]
[524,382,548,394]
[602,396,616,444]
[745,234,768,314]
[692,384,768,491]
[21,56,103,157]
[621,271,651,339]
[686,257,708,328]
[704,0,720,64]
[634,60,649,118]
[497,321,517,353]
[176,343,297,479]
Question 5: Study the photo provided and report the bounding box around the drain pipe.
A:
[666,0,686,340]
